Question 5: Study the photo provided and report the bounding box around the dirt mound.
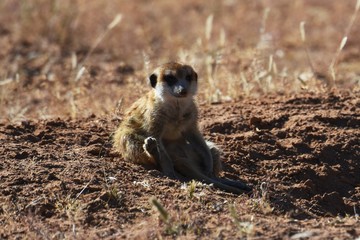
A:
[1,92,359,238]
[202,92,359,218]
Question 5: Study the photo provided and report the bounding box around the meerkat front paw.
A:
[143,137,159,157]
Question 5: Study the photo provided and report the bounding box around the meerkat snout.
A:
[171,77,188,97]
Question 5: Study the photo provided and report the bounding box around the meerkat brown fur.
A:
[114,62,251,194]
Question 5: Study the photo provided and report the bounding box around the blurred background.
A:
[0,0,359,121]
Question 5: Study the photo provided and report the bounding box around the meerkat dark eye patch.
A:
[164,75,177,86]
[149,73,157,88]
[185,74,192,82]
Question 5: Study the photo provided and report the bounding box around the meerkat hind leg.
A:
[172,142,250,194]
[208,141,252,192]
[207,141,222,176]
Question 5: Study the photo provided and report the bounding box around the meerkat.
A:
[114,62,251,194]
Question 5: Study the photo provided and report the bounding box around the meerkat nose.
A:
[178,87,187,96]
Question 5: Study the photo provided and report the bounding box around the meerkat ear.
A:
[149,73,157,88]
[193,71,198,81]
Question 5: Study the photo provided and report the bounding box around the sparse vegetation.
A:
[247,182,274,214]
[181,179,210,199]
[229,203,255,237]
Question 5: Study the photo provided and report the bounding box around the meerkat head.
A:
[148,62,198,101]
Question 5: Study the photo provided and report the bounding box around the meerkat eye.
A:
[185,74,192,82]
[164,75,177,86]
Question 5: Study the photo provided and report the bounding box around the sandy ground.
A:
[1,91,359,239]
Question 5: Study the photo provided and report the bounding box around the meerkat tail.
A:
[217,178,252,192]
[182,165,250,194]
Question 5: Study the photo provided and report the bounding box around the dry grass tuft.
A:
[0,1,359,121]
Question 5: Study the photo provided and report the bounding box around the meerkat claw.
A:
[143,137,159,156]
